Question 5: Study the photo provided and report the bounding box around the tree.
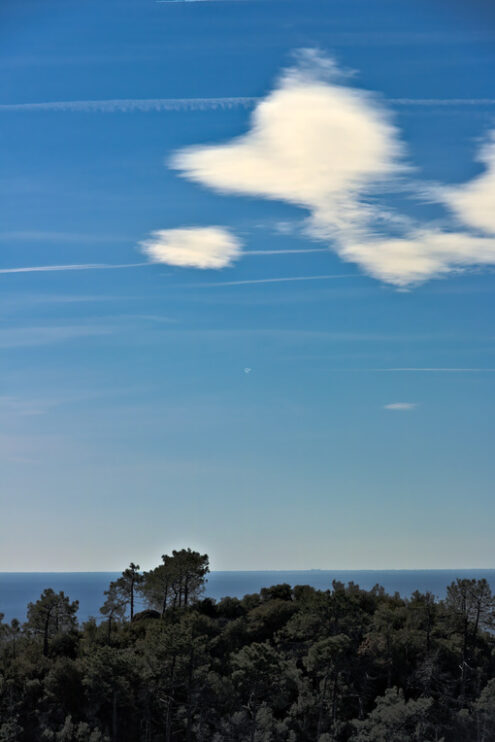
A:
[168,549,210,608]
[445,579,494,698]
[100,584,127,638]
[304,634,352,737]
[53,715,109,741]
[407,591,436,657]
[109,563,142,621]
[140,549,209,615]
[446,578,494,636]
[230,641,294,740]
[26,589,79,656]
[472,678,495,742]
[8,618,21,660]
[81,646,137,741]
[350,688,434,742]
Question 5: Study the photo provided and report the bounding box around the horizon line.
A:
[1,567,494,574]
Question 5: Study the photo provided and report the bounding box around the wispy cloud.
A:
[114,314,176,324]
[0,231,123,243]
[384,402,417,410]
[0,262,148,275]
[0,396,57,416]
[0,97,258,113]
[168,51,495,286]
[139,227,242,269]
[191,273,355,287]
[0,325,112,349]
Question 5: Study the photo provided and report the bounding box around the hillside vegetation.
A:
[1,549,494,741]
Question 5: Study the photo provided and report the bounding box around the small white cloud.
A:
[244,367,252,374]
[139,227,242,269]
[384,402,417,411]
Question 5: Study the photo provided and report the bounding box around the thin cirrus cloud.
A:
[0,325,112,349]
[139,227,242,269]
[168,50,495,286]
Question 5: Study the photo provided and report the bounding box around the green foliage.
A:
[25,589,79,656]
[350,688,434,741]
[139,549,210,616]
[1,555,494,742]
[41,715,109,741]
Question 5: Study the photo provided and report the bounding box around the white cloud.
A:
[139,227,242,269]
[169,52,495,286]
[341,230,495,286]
[384,402,417,411]
[171,52,404,241]
[441,134,495,236]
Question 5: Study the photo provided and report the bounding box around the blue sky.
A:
[1,0,495,571]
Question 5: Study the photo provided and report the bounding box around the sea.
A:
[1,570,495,623]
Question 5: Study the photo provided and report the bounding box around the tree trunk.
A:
[112,691,118,741]
[165,654,177,742]
[43,611,51,656]
[460,616,469,701]
[186,645,195,742]
[161,581,169,618]
[316,670,330,738]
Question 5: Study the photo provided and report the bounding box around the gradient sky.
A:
[1,0,495,571]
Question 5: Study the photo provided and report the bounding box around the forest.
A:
[0,548,494,742]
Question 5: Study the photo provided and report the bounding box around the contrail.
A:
[0,262,148,274]
[246,248,329,255]
[1,97,495,113]
[156,1,252,4]
[390,98,495,106]
[194,273,355,287]
[0,97,259,113]
[374,367,495,372]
